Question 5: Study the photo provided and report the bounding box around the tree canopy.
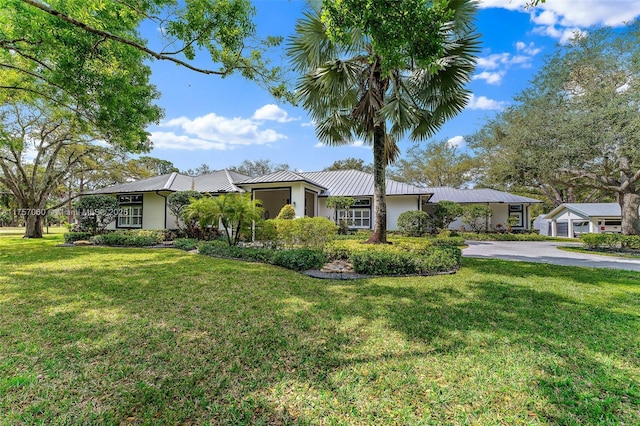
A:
[389,140,476,188]
[469,22,640,234]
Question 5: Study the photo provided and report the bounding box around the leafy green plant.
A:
[270,217,338,249]
[581,233,640,251]
[63,232,93,243]
[74,195,120,235]
[349,246,461,275]
[91,230,162,247]
[459,232,546,241]
[431,236,465,247]
[167,191,203,237]
[271,249,327,271]
[173,238,199,251]
[397,210,431,237]
[461,204,493,233]
[276,204,296,220]
[431,200,463,231]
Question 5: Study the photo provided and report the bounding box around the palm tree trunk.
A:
[366,126,388,244]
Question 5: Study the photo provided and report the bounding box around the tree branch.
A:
[21,0,228,76]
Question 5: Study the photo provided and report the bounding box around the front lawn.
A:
[1,234,639,424]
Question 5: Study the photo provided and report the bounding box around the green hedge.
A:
[271,249,327,271]
[459,232,547,241]
[350,246,461,275]
[430,236,466,247]
[63,232,93,243]
[581,233,640,250]
[174,238,199,251]
[91,230,163,247]
[197,241,325,271]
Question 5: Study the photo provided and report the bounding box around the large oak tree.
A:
[469,23,640,234]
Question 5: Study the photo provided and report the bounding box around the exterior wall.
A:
[142,192,167,229]
[386,196,421,231]
[248,182,322,219]
[318,198,333,222]
[491,204,510,228]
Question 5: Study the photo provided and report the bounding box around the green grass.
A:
[1,234,639,425]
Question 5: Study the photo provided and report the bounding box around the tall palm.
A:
[288,0,479,243]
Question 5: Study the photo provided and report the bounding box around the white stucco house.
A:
[545,203,624,237]
[91,169,541,232]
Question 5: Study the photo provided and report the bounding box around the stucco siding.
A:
[387,196,420,231]
[142,193,167,229]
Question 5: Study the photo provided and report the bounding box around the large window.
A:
[117,194,143,228]
[337,208,371,229]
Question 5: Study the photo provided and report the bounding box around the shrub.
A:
[270,217,338,249]
[431,201,463,231]
[349,246,461,275]
[459,232,547,242]
[254,219,278,245]
[271,249,327,271]
[461,205,492,233]
[581,233,640,251]
[167,191,203,236]
[431,236,465,247]
[63,232,93,243]
[197,241,324,271]
[174,238,198,251]
[74,195,120,235]
[91,230,163,247]
[276,204,296,220]
[397,210,430,237]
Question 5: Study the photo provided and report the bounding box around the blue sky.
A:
[143,0,640,173]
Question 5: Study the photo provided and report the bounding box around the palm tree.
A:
[288,0,479,243]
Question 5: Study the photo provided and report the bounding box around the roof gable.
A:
[546,203,621,220]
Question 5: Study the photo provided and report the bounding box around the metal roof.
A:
[300,170,433,197]
[91,170,250,194]
[238,170,327,190]
[427,187,542,204]
[545,203,621,220]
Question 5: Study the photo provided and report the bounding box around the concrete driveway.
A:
[462,240,640,272]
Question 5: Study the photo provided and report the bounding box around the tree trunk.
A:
[24,213,44,238]
[619,192,640,235]
[366,127,388,244]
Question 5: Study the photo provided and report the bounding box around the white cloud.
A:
[448,136,467,150]
[154,111,287,151]
[479,0,640,43]
[150,132,229,151]
[467,94,508,110]
[473,71,505,85]
[301,121,315,127]
[313,139,369,149]
[252,104,298,123]
[516,41,542,56]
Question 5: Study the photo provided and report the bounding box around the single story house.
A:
[91,169,541,232]
[545,203,624,237]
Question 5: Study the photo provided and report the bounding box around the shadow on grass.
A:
[1,244,639,424]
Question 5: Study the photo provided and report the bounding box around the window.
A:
[118,194,143,203]
[117,193,143,228]
[353,198,371,207]
[117,205,143,228]
[337,208,371,229]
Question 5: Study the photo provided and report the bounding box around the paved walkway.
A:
[462,240,640,272]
